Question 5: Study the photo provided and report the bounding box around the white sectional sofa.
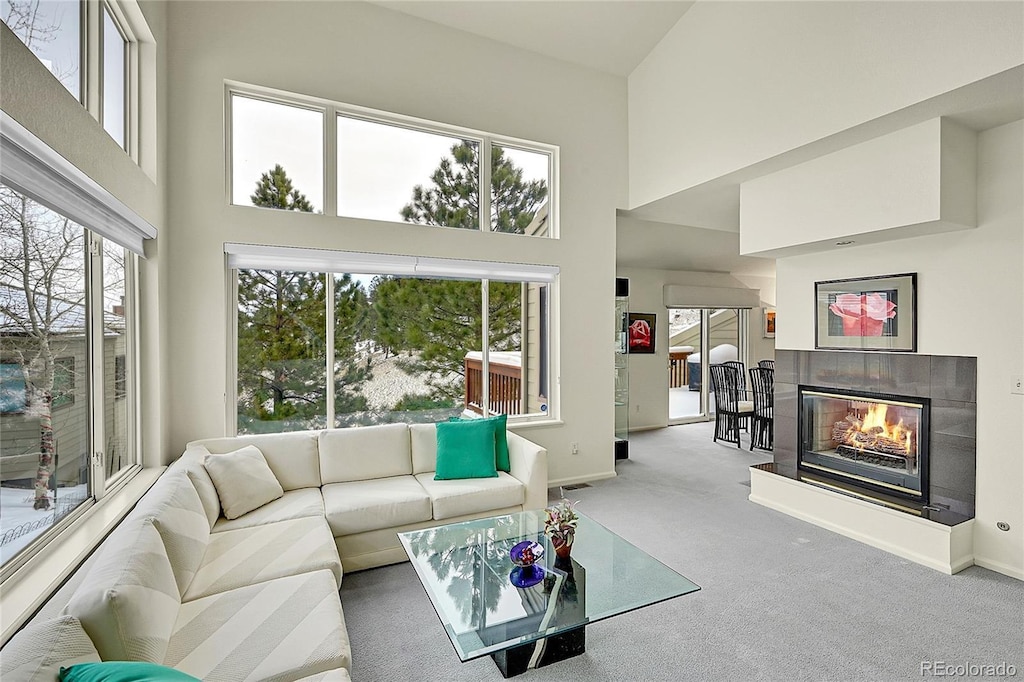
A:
[1,422,548,681]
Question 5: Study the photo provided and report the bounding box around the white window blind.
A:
[0,111,156,256]
[224,243,559,283]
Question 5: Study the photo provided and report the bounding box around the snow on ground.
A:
[1,484,87,563]
[360,352,455,410]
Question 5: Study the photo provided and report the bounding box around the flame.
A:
[842,402,914,455]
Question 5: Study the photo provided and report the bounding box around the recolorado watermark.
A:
[921,661,1018,677]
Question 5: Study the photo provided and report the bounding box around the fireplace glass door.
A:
[798,387,929,501]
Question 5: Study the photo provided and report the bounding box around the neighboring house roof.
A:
[0,283,123,336]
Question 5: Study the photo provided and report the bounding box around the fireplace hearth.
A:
[751,350,977,573]
[798,386,929,502]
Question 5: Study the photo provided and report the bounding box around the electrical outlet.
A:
[570,442,579,455]
[1013,375,1024,395]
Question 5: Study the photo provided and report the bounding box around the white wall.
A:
[740,118,977,257]
[628,0,1023,207]
[164,1,628,485]
[615,267,770,430]
[775,120,1024,578]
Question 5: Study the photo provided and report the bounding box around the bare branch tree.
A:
[0,186,85,510]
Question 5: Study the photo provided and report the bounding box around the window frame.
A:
[225,81,559,238]
[2,0,142,158]
[0,193,142,581]
[99,0,130,151]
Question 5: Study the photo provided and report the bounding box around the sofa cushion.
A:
[169,449,221,528]
[322,476,431,535]
[204,446,284,520]
[318,423,411,484]
[188,431,321,491]
[434,419,498,480]
[58,662,199,681]
[0,616,100,682]
[64,518,180,663]
[135,471,211,596]
[415,472,525,520]
[211,487,324,532]
[166,570,350,682]
[184,517,342,601]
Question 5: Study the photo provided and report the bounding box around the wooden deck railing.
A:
[669,350,692,388]
[464,356,522,416]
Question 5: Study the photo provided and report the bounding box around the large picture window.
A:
[0,184,139,572]
[229,246,556,434]
[229,86,557,237]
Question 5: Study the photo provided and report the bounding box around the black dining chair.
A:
[709,363,754,448]
[724,360,746,392]
[757,359,775,370]
[748,366,774,451]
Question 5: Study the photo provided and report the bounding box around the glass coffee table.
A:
[398,510,700,678]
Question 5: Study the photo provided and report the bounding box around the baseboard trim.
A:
[549,471,616,489]
[973,557,1024,581]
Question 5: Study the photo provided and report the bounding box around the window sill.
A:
[509,418,563,430]
[0,466,164,645]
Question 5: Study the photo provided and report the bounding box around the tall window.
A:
[230,248,555,434]
[3,1,138,152]
[229,87,557,238]
[101,4,127,149]
[0,184,139,571]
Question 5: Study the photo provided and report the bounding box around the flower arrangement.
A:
[544,498,579,558]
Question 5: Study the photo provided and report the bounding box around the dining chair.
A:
[748,366,774,451]
[709,363,754,448]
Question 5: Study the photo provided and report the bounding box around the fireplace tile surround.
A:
[773,349,977,521]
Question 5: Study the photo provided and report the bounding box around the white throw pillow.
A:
[0,615,100,681]
[204,445,284,520]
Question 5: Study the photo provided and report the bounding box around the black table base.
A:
[491,625,586,678]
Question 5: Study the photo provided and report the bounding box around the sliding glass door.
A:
[668,308,748,425]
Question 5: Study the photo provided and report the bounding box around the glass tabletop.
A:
[398,510,701,661]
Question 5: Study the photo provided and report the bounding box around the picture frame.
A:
[814,273,917,352]
[626,312,656,354]
[763,308,776,339]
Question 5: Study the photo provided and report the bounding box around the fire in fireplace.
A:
[798,386,930,502]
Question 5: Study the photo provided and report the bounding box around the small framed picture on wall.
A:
[763,309,776,339]
[626,312,656,354]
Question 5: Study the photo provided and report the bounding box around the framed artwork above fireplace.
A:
[815,273,917,352]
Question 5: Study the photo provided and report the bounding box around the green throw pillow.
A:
[448,414,510,472]
[60,662,201,682]
[435,419,499,480]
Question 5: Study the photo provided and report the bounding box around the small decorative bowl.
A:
[509,540,544,567]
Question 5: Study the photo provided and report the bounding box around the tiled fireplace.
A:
[773,349,976,519]
[750,349,977,573]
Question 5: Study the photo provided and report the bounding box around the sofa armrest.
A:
[506,432,548,511]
